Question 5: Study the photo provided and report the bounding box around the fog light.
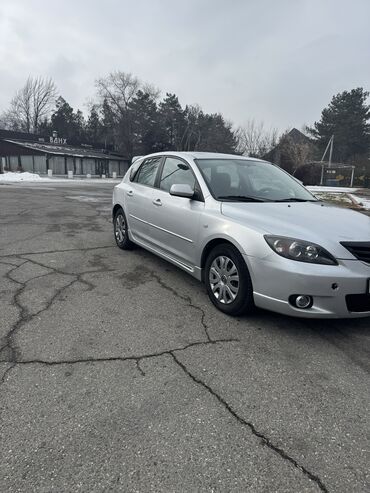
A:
[289,294,313,309]
[294,295,313,309]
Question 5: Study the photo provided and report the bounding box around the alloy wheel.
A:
[209,255,240,304]
[115,213,126,243]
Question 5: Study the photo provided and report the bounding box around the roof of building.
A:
[2,139,126,161]
[0,129,41,141]
[263,128,315,162]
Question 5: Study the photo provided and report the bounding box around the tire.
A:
[113,208,134,250]
[205,243,254,316]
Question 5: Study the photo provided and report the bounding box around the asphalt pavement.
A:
[0,181,369,492]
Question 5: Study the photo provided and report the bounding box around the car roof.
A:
[138,151,267,162]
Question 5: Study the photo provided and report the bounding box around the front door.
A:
[149,156,204,268]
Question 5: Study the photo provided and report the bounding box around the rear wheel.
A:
[113,208,134,250]
[205,243,254,316]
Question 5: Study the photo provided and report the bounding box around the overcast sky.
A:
[0,0,369,131]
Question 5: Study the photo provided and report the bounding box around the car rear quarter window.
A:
[134,157,162,187]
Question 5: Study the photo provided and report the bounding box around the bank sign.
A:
[50,137,67,144]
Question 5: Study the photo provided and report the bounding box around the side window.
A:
[134,157,161,187]
[129,159,144,181]
[159,157,195,192]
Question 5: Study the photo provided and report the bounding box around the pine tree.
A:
[309,88,370,163]
[128,90,167,155]
[158,93,186,149]
[86,106,103,143]
[50,97,86,143]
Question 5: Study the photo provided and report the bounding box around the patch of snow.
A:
[65,196,103,203]
[0,172,121,184]
[307,186,360,193]
[359,198,370,210]
[348,194,370,210]
[0,171,50,182]
[313,191,353,204]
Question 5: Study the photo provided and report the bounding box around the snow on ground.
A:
[307,186,360,193]
[348,194,370,210]
[0,172,48,182]
[0,172,121,184]
[307,186,370,210]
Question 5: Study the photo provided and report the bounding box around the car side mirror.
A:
[169,183,194,198]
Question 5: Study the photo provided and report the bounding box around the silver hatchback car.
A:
[112,151,370,318]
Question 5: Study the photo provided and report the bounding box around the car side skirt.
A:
[128,229,203,281]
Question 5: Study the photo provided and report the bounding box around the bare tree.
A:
[279,132,315,175]
[235,119,279,158]
[96,72,152,117]
[1,76,57,133]
[95,71,160,156]
[31,77,57,132]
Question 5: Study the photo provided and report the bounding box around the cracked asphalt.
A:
[0,181,369,492]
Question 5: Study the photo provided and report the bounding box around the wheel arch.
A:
[112,203,123,219]
[200,237,245,282]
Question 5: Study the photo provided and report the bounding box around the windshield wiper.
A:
[273,198,317,202]
[217,195,266,202]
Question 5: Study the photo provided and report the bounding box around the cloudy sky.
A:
[0,0,369,130]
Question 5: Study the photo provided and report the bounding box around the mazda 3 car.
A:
[112,152,370,318]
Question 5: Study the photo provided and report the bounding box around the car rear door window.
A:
[134,157,162,187]
[159,157,195,192]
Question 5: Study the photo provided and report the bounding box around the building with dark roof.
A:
[0,129,129,176]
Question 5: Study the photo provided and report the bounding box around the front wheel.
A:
[113,208,134,250]
[205,243,254,316]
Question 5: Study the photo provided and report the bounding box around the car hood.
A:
[221,201,370,259]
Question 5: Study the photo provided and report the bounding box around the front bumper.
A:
[245,254,370,318]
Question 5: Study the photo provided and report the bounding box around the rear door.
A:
[124,156,162,244]
[149,156,204,268]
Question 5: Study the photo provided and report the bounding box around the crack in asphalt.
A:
[0,259,23,267]
[0,251,329,491]
[0,245,116,258]
[170,352,329,493]
[0,363,16,384]
[147,269,211,342]
[135,359,146,376]
[0,256,113,362]
[0,262,74,360]
[0,339,238,367]
[0,336,328,492]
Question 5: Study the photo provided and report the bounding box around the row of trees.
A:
[1,73,369,169]
[0,73,238,157]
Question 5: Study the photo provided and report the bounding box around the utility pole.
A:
[320,134,334,185]
[328,134,334,168]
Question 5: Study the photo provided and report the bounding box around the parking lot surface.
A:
[0,182,369,492]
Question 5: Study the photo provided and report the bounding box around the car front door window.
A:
[159,157,195,192]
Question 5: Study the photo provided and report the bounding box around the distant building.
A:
[264,128,315,170]
[264,129,361,186]
[0,130,130,176]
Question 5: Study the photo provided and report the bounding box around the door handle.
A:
[152,198,162,206]
[127,190,134,197]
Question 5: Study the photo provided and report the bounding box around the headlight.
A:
[264,236,338,265]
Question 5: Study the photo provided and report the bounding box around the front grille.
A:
[340,242,370,263]
[346,294,370,312]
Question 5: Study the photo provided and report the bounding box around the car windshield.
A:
[194,158,317,202]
